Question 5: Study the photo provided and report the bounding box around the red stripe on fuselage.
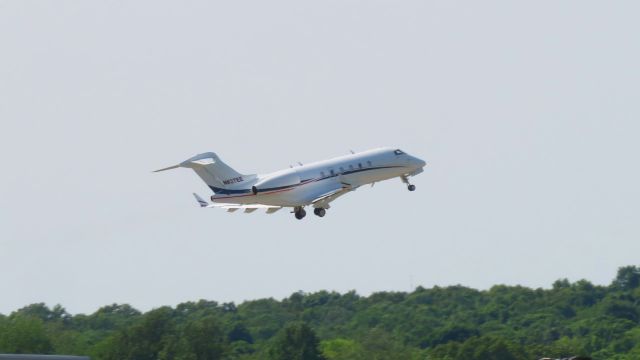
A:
[212,179,316,202]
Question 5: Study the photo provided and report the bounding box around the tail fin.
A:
[155,152,255,193]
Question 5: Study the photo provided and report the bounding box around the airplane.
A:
[154,147,426,220]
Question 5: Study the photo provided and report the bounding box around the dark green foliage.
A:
[612,266,640,291]
[426,324,480,347]
[13,303,70,323]
[228,323,253,344]
[82,303,141,331]
[0,315,52,354]
[160,315,228,360]
[2,265,640,359]
[428,335,526,360]
[268,322,325,360]
[98,306,175,360]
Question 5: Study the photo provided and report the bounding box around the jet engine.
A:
[251,170,301,195]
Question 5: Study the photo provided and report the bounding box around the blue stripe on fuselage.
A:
[209,186,253,195]
[210,165,403,195]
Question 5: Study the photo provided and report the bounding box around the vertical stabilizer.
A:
[155,152,255,193]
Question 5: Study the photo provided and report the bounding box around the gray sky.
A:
[1,1,639,315]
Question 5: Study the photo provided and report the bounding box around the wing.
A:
[192,193,282,214]
[216,204,283,214]
[310,182,358,209]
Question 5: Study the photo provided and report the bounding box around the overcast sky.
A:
[1,1,639,315]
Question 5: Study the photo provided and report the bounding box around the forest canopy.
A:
[1,266,640,360]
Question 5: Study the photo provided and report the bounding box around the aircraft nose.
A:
[409,156,426,168]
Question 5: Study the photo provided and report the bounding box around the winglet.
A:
[193,193,209,207]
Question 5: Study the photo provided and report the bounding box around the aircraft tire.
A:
[408,184,416,191]
[314,208,326,217]
[295,209,306,220]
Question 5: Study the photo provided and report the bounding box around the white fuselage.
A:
[210,148,426,207]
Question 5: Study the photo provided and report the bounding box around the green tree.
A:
[11,303,70,323]
[430,336,525,360]
[612,266,640,291]
[320,338,364,360]
[268,322,326,360]
[228,323,254,344]
[85,303,142,330]
[358,328,413,360]
[0,316,52,354]
[4,266,640,359]
[98,306,175,360]
[179,315,228,360]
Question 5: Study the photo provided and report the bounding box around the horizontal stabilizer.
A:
[153,164,181,172]
[192,193,209,207]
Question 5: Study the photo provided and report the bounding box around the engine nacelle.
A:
[252,170,301,194]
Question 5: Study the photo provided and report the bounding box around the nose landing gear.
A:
[401,175,416,191]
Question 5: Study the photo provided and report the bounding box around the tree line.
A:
[1,266,640,359]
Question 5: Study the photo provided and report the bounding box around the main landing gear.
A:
[401,175,416,192]
[293,206,327,219]
[294,207,306,220]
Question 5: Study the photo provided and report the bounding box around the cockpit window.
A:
[394,149,405,155]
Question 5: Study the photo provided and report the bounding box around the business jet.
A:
[155,147,426,219]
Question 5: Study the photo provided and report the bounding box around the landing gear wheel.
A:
[294,208,306,220]
[401,175,415,192]
[314,208,326,217]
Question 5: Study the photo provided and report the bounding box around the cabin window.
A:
[358,163,363,169]
[349,164,354,171]
[321,171,325,178]
[367,160,372,167]
[330,169,335,176]
[339,166,345,173]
